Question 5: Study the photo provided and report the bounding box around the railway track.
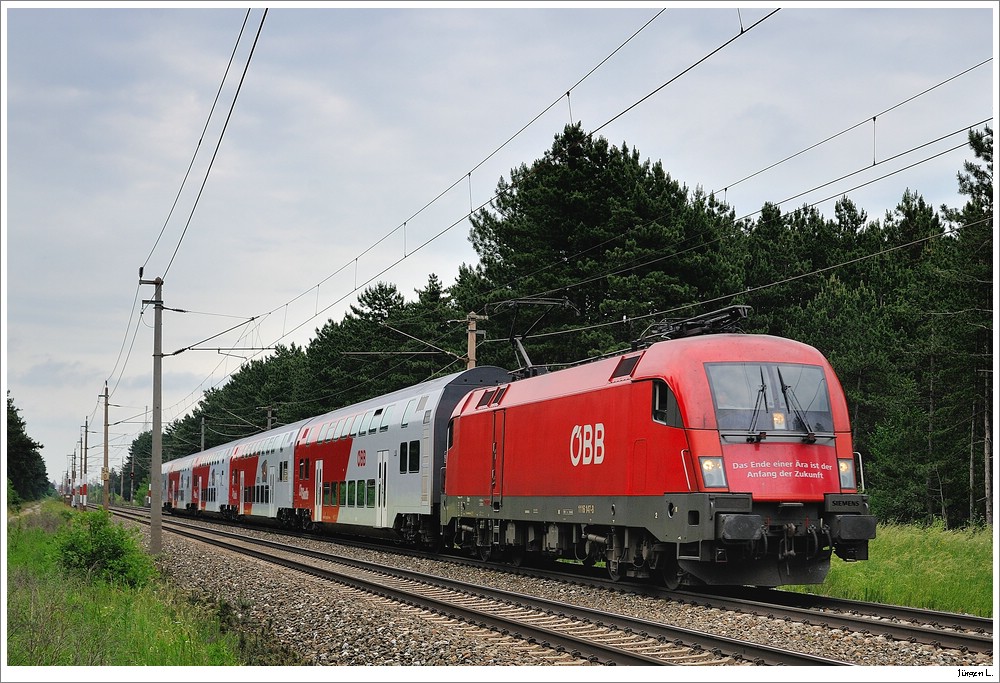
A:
[109,506,847,666]
[104,505,992,665]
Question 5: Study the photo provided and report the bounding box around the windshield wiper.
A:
[777,366,817,443]
[746,367,768,443]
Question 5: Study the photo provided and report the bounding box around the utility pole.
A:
[466,312,487,369]
[82,418,89,508]
[78,433,84,505]
[141,275,164,554]
[103,383,110,510]
[71,449,77,508]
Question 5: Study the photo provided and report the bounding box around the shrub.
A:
[54,509,157,587]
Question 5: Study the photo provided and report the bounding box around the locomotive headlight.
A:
[838,458,857,489]
[700,456,728,488]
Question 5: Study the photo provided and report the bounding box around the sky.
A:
[3,2,997,498]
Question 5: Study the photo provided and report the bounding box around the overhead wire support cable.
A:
[142,8,254,274]
[713,57,992,195]
[163,9,269,279]
[256,8,666,335]
[592,8,780,135]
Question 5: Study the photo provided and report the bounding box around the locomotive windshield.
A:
[706,362,833,434]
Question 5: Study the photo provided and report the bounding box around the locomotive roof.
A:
[453,334,837,414]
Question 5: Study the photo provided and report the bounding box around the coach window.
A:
[279,461,288,482]
[401,398,417,428]
[359,410,376,436]
[368,408,383,435]
[379,404,394,432]
[408,439,420,473]
[336,415,350,439]
[399,442,409,474]
[339,480,347,506]
[366,480,376,507]
[652,380,683,428]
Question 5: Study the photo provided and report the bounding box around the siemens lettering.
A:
[570,423,605,466]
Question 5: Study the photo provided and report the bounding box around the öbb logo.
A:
[570,423,605,466]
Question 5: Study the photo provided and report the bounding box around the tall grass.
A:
[6,500,304,666]
[787,520,994,617]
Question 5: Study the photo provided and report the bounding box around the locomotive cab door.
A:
[490,410,506,512]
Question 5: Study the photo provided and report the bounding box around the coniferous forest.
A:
[117,123,992,528]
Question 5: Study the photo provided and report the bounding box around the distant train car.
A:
[441,332,876,587]
[163,366,508,545]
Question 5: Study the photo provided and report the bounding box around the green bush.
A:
[54,508,157,587]
[7,478,23,513]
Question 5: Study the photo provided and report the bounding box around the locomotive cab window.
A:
[652,380,683,428]
[706,362,834,433]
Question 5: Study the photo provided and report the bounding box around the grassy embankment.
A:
[784,520,994,618]
[6,499,305,666]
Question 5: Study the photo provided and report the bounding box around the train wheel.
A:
[607,561,623,582]
[659,555,683,590]
[477,544,492,562]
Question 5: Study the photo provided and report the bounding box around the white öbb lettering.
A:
[570,423,605,466]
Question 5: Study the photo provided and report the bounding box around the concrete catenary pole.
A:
[466,312,487,369]
[141,276,164,554]
[103,383,110,510]
[82,418,88,508]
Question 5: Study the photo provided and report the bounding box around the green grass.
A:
[6,499,305,666]
[785,520,994,617]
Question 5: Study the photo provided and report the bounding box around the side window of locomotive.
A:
[652,380,683,428]
[447,419,454,450]
[399,442,408,474]
[408,440,420,473]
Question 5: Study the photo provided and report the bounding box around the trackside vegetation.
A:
[784,520,993,617]
[6,501,306,666]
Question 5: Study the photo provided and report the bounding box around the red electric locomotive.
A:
[441,308,876,587]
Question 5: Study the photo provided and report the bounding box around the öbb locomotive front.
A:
[441,332,876,587]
